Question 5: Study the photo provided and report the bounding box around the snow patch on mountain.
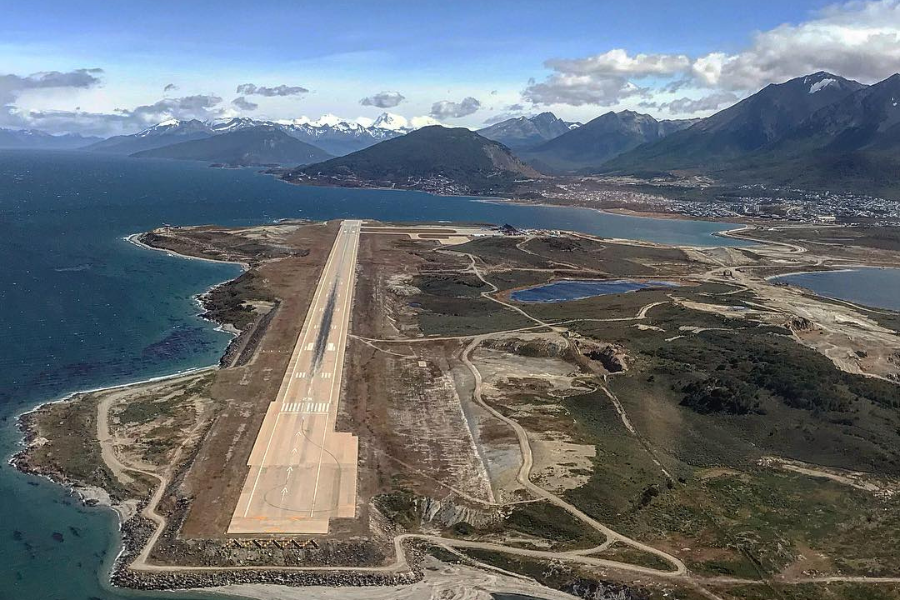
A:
[809,78,838,94]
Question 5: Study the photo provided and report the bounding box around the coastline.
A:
[473,196,756,249]
[10,230,253,587]
[272,172,762,230]
[125,231,252,271]
[9,226,430,594]
[12,227,248,468]
[766,267,900,315]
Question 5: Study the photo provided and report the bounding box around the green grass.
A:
[503,502,607,549]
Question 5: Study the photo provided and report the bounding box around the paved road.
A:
[229,220,361,534]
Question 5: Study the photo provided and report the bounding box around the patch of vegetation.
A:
[595,543,677,572]
[373,490,422,531]
[655,331,900,414]
[724,582,900,600]
[412,273,486,298]
[23,395,138,500]
[526,237,692,277]
[687,556,761,579]
[426,545,462,563]
[462,549,705,600]
[504,502,607,549]
[680,377,763,415]
[413,293,533,336]
[451,237,557,269]
[202,270,276,330]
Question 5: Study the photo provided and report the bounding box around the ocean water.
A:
[510,279,679,303]
[0,150,744,599]
[772,268,900,311]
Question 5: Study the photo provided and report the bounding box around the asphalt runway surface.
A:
[229,220,361,534]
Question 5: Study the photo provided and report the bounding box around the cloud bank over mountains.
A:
[524,0,900,113]
[5,1,900,135]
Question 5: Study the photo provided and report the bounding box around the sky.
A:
[4,0,900,136]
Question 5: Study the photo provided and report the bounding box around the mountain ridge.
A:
[0,128,102,150]
[601,72,867,174]
[477,112,579,150]
[131,126,333,166]
[520,110,698,173]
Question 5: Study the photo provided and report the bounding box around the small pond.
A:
[510,279,680,303]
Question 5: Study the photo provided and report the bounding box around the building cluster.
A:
[730,185,900,224]
[535,179,900,224]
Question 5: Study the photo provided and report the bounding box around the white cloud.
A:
[659,92,740,115]
[235,83,308,97]
[544,49,691,78]
[524,74,649,107]
[410,115,443,128]
[523,1,900,115]
[1,68,104,128]
[232,96,258,111]
[360,91,405,108]
[15,94,225,136]
[430,96,481,119]
[523,49,686,106]
[694,1,900,90]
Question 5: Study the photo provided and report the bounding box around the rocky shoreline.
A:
[10,229,430,593]
[110,512,425,591]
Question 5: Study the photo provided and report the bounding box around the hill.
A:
[477,112,577,150]
[603,72,866,174]
[131,126,333,166]
[285,125,541,195]
[520,110,696,172]
[85,119,215,155]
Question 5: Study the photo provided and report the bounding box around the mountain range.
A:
[519,110,698,172]
[602,71,867,174]
[85,112,424,157]
[0,128,101,150]
[598,71,900,195]
[7,70,900,197]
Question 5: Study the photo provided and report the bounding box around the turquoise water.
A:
[0,150,744,599]
[510,279,679,303]
[772,268,900,311]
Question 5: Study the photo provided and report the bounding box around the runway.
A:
[228,220,361,534]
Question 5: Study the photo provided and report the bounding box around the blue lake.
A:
[772,268,900,311]
[511,279,680,303]
[0,149,744,599]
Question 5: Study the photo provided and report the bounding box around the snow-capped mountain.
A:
[88,113,424,156]
[477,112,580,150]
[272,113,417,155]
